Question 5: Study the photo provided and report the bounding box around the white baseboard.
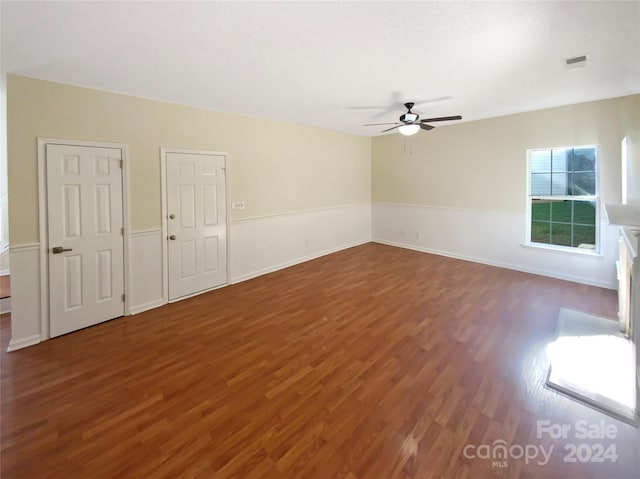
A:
[374,238,616,290]
[372,202,618,290]
[0,269,10,276]
[231,240,369,284]
[7,334,41,352]
[0,297,10,314]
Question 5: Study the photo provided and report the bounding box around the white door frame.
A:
[38,138,131,340]
[160,147,230,302]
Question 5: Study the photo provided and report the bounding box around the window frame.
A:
[525,144,600,255]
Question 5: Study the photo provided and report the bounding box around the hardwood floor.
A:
[1,243,638,478]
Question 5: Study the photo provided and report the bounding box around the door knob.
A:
[169,214,175,219]
[169,235,176,240]
[51,246,73,254]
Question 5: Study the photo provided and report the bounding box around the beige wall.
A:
[7,74,371,244]
[620,95,640,207]
[372,95,639,211]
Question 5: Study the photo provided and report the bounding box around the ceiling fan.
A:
[364,102,462,136]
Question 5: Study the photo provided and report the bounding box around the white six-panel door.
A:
[46,144,124,337]
[166,152,227,300]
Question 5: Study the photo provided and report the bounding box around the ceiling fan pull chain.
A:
[403,137,414,156]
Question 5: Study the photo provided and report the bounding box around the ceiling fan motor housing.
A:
[400,112,419,124]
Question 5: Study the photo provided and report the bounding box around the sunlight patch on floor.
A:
[546,309,636,422]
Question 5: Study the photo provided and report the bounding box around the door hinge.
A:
[122,294,125,302]
[118,159,123,168]
[121,227,124,235]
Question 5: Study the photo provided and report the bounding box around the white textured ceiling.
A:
[2,1,639,136]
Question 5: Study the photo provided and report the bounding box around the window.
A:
[526,145,599,253]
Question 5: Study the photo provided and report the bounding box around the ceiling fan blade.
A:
[347,106,387,110]
[420,115,462,123]
[381,125,402,133]
[364,122,401,126]
[412,96,453,107]
[420,123,435,131]
[369,91,404,119]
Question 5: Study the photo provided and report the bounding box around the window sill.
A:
[521,242,603,257]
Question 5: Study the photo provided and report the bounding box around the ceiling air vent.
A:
[564,54,589,69]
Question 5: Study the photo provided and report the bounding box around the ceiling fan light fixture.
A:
[398,124,420,136]
[363,100,462,134]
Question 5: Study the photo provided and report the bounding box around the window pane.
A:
[531,150,551,173]
[573,201,596,225]
[551,200,572,223]
[551,223,572,247]
[572,147,596,172]
[531,201,550,221]
[552,149,570,173]
[571,172,595,195]
[551,172,569,195]
[531,173,551,195]
[531,221,550,243]
[572,225,596,248]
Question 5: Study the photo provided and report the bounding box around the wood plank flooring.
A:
[1,243,638,478]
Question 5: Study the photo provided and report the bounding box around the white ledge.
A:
[604,204,640,232]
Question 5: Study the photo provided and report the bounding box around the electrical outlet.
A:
[304,240,309,247]
[231,201,245,210]
[416,232,422,239]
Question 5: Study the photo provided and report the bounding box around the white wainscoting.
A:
[230,203,371,283]
[372,202,618,289]
[7,243,41,351]
[129,229,165,314]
